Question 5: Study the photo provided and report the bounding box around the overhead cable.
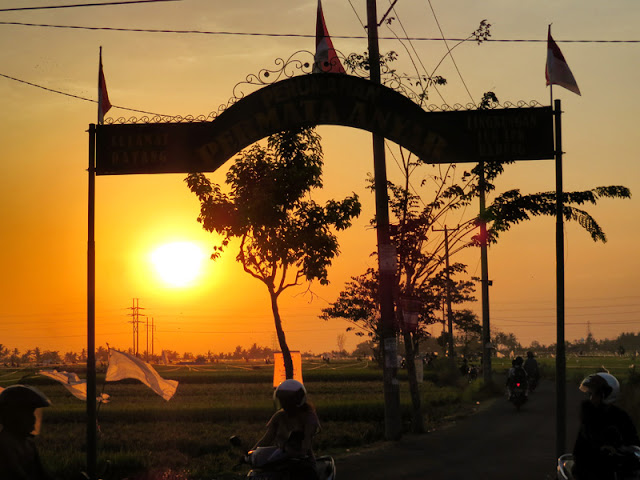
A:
[0,21,638,42]
[0,0,179,12]
[0,72,167,117]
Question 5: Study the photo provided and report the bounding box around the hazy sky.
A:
[0,0,638,356]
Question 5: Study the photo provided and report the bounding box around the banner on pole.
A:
[272,351,303,388]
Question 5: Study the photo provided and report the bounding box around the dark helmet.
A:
[526,351,535,359]
[579,372,620,404]
[274,379,307,408]
[514,356,524,367]
[0,385,51,409]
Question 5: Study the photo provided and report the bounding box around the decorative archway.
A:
[95,73,554,175]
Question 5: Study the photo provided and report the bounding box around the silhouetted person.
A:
[0,384,53,480]
[523,351,540,390]
[573,373,640,480]
[254,379,320,480]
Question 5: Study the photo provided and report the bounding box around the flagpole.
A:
[554,98,566,458]
[87,122,97,480]
[85,46,102,480]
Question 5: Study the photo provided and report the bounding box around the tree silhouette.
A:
[187,128,361,379]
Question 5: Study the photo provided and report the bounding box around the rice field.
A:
[2,355,638,479]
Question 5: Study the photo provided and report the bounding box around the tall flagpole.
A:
[85,47,102,480]
[554,98,566,458]
[87,123,97,480]
[547,23,566,457]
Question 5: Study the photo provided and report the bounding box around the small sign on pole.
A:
[272,351,303,388]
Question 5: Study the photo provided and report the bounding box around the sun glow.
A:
[150,242,206,287]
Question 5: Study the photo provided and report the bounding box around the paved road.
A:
[335,380,584,480]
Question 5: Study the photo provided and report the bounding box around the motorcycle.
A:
[558,445,640,479]
[507,381,528,411]
[230,436,336,480]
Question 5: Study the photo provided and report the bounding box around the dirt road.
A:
[335,380,584,479]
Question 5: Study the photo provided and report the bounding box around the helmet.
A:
[0,385,51,408]
[579,373,620,405]
[527,351,534,359]
[275,379,307,408]
[514,356,524,367]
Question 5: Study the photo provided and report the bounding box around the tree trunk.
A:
[270,289,294,379]
[403,330,424,433]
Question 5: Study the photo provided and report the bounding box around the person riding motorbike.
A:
[523,351,540,391]
[0,384,53,480]
[572,372,640,480]
[253,379,320,480]
[506,356,528,399]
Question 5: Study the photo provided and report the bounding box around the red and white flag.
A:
[98,47,112,123]
[545,26,581,96]
[313,0,345,74]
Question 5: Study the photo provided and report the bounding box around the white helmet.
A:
[274,379,307,408]
[579,372,620,404]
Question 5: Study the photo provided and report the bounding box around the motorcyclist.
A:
[0,384,53,480]
[523,351,540,390]
[506,356,528,399]
[253,379,320,480]
[572,372,640,480]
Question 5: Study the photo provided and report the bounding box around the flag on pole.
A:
[98,47,112,123]
[313,0,345,74]
[106,349,178,401]
[545,26,581,96]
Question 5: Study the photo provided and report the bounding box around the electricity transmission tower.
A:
[127,298,144,356]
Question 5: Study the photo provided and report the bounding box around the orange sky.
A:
[0,0,638,356]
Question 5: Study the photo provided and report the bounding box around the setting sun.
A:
[150,242,206,287]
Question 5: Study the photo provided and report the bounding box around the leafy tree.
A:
[96,345,108,363]
[492,331,521,355]
[42,350,61,364]
[352,340,375,358]
[187,128,361,379]
[21,349,33,364]
[64,351,78,364]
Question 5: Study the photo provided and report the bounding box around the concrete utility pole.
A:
[478,163,493,384]
[367,0,402,441]
[433,225,460,359]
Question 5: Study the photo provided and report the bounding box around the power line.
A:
[0,22,638,42]
[426,0,475,105]
[0,0,180,12]
[0,72,168,117]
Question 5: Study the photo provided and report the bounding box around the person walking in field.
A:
[0,384,53,480]
[254,379,320,480]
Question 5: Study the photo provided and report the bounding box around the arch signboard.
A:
[95,74,554,175]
